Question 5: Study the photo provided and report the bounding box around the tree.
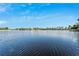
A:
[77,18,79,27]
[5,27,8,29]
[71,25,78,29]
[77,18,79,21]
[68,25,72,29]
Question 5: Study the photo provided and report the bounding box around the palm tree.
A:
[77,18,79,21]
[77,18,79,29]
[77,18,79,25]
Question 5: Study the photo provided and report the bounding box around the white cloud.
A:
[28,3,32,6]
[21,4,27,7]
[0,20,7,27]
[0,21,7,25]
[0,6,7,12]
[0,4,12,13]
[46,3,51,6]
[21,10,31,15]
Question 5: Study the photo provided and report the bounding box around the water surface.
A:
[0,30,79,56]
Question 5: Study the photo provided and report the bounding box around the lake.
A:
[0,30,79,56]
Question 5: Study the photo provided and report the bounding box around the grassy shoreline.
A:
[69,29,79,32]
[0,27,78,32]
[0,29,72,31]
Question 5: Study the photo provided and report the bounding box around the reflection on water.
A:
[0,30,79,56]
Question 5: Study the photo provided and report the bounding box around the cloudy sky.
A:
[0,3,79,28]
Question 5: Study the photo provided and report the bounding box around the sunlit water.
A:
[0,30,79,56]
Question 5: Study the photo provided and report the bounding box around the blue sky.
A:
[0,3,79,28]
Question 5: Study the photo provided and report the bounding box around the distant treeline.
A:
[0,26,78,31]
[0,27,68,30]
[0,25,78,31]
[0,27,9,30]
[15,27,67,30]
[0,19,79,31]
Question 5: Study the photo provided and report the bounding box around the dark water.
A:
[0,30,79,56]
